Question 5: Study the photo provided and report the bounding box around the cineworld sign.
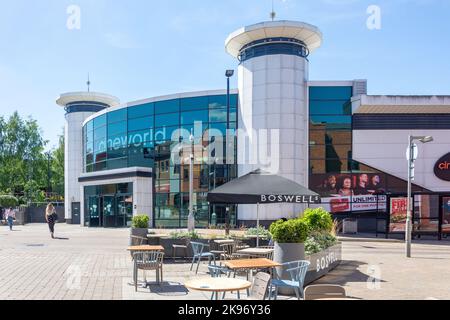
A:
[260,195,321,204]
[434,153,450,181]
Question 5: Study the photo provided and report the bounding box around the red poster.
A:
[389,198,409,232]
[330,198,350,213]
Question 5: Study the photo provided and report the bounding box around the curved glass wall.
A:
[238,37,309,62]
[83,94,238,228]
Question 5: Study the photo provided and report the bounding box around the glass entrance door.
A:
[88,196,101,227]
[116,195,133,228]
[102,196,116,228]
[442,197,450,236]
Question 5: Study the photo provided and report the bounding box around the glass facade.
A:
[309,86,428,217]
[83,94,238,228]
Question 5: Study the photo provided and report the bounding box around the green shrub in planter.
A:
[269,218,308,243]
[132,215,149,229]
[245,226,271,239]
[0,195,19,208]
[302,208,333,233]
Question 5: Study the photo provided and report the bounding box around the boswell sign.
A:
[260,195,321,204]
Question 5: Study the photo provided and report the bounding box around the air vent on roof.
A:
[353,80,367,96]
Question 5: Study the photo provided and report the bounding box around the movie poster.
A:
[389,197,409,232]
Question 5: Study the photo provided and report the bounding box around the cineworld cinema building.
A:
[57,20,450,238]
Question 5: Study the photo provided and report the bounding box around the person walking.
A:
[5,207,16,231]
[45,203,58,239]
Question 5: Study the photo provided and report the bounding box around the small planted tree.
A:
[0,195,19,208]
[302,208,333,234]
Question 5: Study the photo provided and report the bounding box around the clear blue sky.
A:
[1,0,449,149]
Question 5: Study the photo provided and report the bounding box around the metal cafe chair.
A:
[269,260,310,300]
[132,251,165,292]
[190,242,216,274]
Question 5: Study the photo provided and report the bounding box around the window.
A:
[310,100,352,116]
[155,99,179,114]
[93,115,107,129]
[181,97,208,112]
[128,103,154,119]
[107,121,127,136]
[181,109,208,125]
[129,117,153,131]
[309,86,353,100]
[155,113,179,127]
[108,109,127,124]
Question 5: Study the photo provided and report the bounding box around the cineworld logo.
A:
[260,195,321,204]
[434,153,450,182]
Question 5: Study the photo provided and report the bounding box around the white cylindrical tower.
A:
[56,92,120,224]
[225,21,322,223]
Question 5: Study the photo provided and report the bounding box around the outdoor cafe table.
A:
[127,245,165,252]
[224,258,281,278]
[236,248,274,258]
[213,239,235,245]
[185,278,252,300]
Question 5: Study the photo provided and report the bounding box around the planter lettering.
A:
[304,243,342,285]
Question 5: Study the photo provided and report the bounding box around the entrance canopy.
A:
[207,170,321,205]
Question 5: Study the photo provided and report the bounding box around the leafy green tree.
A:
[0,112,48,202]
[51,132,65,198]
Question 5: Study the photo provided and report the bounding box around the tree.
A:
[51,132,65,198]
[0,112,48,202]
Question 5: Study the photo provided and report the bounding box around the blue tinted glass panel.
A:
[155,99,179,114]
[155,113,179,127]
[107,121,127,136]
[310,101,352,116]
[107,158,128,170]
[181,110,208,125]
[309,87,353,100]
[181,97,208,111]
[310,116,352,130]
[128,103,154,119]
[209,107,236,123]
[94,126,107,141]
[129,117,153,131]
[93,115,106,129]
[128,129,153,144]
[154,125,181,143]
[94,161,107,172]
[108,109,127,124]
[86,121,94,133]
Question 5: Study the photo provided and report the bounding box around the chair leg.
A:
[160,265,163,284]
[196,257,201,274]
[190,256,196,271]
[294,287,300,300]
[275,287,279,300]
[134,267,138,292]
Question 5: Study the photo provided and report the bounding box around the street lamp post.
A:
[225,69,234,237]
[406,135,433,258]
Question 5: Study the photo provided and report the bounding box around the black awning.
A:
[207,169,321,204]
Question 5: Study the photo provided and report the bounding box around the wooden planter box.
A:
[304,243,342,286]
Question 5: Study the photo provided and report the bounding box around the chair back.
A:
[208,265,227,278]
[249,272,271,300]
[304,285,346,300]
[130,235,147,246]
[284,260,310,287]
[190,242,205,256]
[133,251,164,269]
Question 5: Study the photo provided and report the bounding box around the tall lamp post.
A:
[406,135,433,258]
[188,130,196,232]
[225,69,234,236]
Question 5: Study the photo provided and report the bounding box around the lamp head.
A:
[225,70,234,78]
[419,136,434,143]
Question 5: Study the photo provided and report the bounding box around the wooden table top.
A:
[224,258,281,270]
[185,278,251,293]
[127,245,165,251]
[213,239,235,244]
[237,248,274,255]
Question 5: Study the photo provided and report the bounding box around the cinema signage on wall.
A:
[434,153,450,181]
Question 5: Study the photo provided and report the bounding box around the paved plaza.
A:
[0,224,449,300]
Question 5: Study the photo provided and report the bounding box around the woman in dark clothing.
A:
[45,203,57,239]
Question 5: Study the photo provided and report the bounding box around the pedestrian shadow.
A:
[148,281,189,296]
[54,237,70,240]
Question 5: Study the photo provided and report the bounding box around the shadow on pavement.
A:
[148,282,189,296]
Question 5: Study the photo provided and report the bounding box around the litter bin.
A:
[343,218,358,234]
